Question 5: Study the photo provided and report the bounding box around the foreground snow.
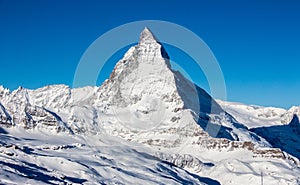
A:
[0,127,217,185]
[0,126,299,185]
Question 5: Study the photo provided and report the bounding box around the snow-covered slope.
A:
[217,99,300,128]
[0,128,216,185]
[0,28,300,184]
[216,100,287,128]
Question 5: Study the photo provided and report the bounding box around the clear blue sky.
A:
[0,0,299,109]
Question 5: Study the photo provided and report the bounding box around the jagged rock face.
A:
[98,28,223,115]
[154,152,207,171]
[96,28,225,135]
[98,28,183,112]
[0,86,71,132]
[94,28,197,133]
[27,85,72,109]
[0,86,10,98]
[0,103,12,126]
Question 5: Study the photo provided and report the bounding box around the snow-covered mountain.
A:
[216,99,300,128]
[218,99,300,164]
[0,28,300,184]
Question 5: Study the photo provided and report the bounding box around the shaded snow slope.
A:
[251,114,300,160]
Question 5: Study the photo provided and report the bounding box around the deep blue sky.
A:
[0,0,299,108]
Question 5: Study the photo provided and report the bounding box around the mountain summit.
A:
[97,27,186,130]
[96,27,225,132]
[139,27,158,44]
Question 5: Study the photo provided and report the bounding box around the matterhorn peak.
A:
[139,27,158,44]
[136,27,170,60]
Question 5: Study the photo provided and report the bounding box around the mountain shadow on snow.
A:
[251,114,300,159]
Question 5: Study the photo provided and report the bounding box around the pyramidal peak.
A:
[139,27,158,44]
[136,27,170,60]
[96,27,222,131]
[98,27,179,110]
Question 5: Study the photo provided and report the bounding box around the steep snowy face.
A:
[97,28,187,130]
[97,28,222,117]
[98,28,180,107]
[95,28,269,148]
[27,85,72,109]
[0,86,73,132]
